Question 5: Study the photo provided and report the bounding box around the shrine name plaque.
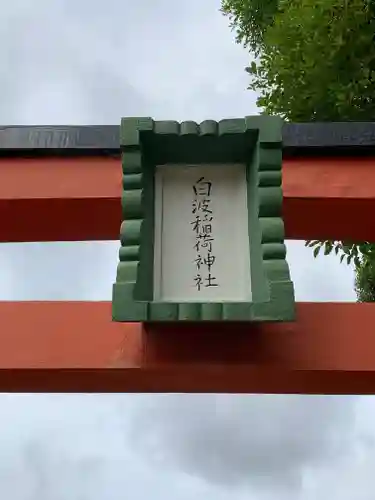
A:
[112,116,295,323]
[154,164,251,303]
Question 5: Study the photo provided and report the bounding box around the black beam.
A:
[0,122,374,156]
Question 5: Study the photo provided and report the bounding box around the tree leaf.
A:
[306,240,322,248]
[313,246,321,258]
[324,241,333,255]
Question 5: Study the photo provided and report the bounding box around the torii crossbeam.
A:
[0,122,374,393]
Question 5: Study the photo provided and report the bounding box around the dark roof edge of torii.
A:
[0,121,374,157]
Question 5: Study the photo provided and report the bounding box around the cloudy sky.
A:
[0,0,371,499]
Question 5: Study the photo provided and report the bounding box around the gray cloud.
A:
[0,241,118,300]
[286,241,356,302]
[130,395,357,497]
[0,395,251,500]
[0,0,255,125]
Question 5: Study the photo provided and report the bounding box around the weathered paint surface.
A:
[0,301,375,393]
[0,156,374,242]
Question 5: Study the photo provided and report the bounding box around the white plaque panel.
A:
[154,164,251,302]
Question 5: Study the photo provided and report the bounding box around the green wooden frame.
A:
[112,115,295,322]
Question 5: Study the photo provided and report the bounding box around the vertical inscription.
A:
[191,176,219,291]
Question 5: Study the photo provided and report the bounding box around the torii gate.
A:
[0,121,375,394]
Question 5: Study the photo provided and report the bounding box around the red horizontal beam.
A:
[0,301,375,393]
[0,156,374,242]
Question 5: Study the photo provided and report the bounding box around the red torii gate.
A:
[1,122,375,394]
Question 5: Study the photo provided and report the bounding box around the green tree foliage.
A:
[355,254,375,302]
[220,0,281,55]
[222,0,375,301]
